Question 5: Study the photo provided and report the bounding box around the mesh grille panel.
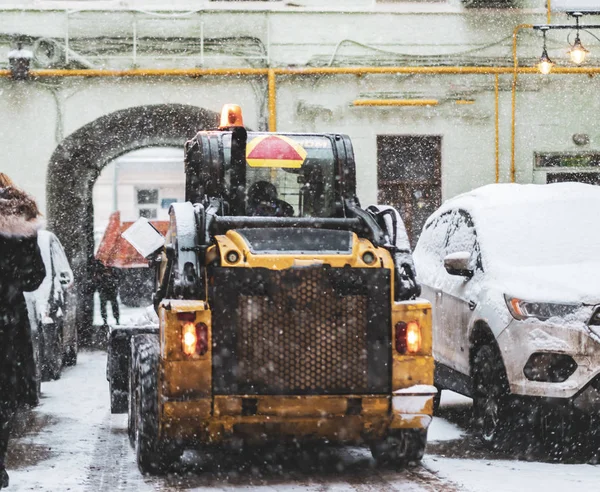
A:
[211,266,391,395]
[236,269,368,393]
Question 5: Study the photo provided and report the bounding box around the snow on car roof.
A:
[435,182,600,215]
[431,182,600,270]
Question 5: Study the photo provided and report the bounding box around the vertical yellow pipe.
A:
[495,73,500,183]
[268,69,277,131]
[511,24,533,183]
[547,0,551,25]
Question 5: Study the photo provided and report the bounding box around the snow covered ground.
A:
[91,293,150,327]
[5,352,600,491]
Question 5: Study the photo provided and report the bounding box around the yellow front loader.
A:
[111,105,435,474]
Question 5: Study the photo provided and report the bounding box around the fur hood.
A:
[0,187,44,238]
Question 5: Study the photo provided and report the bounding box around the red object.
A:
[95,211,169,268]
[395,321,408,354]
[247,135,304,161]
[195,322,209,355]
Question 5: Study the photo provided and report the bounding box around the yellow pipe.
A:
[30,68,269,77]
[495,73,500,184]
[0,66,598,78]
[275,66,528,75]
[353,99,438,107]
[5,66,585,79]
[455,99,475,104]
[268,69,277,131]
[547,0,551,25]
[511,24,533,183]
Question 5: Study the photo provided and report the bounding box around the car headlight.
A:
[505,295,579,321]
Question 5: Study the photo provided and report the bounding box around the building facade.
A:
[1,0,598,325]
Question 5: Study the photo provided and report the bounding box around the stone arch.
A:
[47,104,219,335]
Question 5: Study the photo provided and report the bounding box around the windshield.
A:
[223,133,337,218]
[479,199,600,268]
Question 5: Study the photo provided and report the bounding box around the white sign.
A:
[553,0,600,12]
[121,217,165,258]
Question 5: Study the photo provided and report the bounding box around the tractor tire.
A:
[432,386,442,414]
[127,340,140,447]
[370,429,427,467]
[109,376,127,414]
[472,343,512,448]
[132,334,181,474]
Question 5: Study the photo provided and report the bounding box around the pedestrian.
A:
[93,259,120,326]
[0,173,46,490]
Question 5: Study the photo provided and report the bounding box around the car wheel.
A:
[41,323,63,381]
[538,405,589,461]
[472,343,512,448]
[63,334,78,367]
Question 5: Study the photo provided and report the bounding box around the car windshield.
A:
[223,133,337,218]
[478,199,600,268]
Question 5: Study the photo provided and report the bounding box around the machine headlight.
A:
[505,295,579,321]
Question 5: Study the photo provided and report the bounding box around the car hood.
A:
[494,261,600,306]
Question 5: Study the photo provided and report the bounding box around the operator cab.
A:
[184,105,357,219]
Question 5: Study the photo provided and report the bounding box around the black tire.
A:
[432,386,442,414]
[127,340,140,447]
[109,377,128,414]
[370,429,427,467]
[41,323,63,381]
[538,405,588,461]
[63,337,78,367]
[472,343,512,448]
[132,335,181,474]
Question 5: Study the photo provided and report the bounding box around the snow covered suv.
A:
[413,183,600,455]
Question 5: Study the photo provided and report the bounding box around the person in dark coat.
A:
[92,259,120,326]
[0,173,45,489]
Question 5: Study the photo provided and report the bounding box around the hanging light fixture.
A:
[537,28,554,75]
[568,13,589,65]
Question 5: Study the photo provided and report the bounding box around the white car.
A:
[25,230,77,382]
[413,182,600,456]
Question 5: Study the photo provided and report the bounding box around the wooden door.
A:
[377,135,442,247]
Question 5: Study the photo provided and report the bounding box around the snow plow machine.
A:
[107,104,435,474]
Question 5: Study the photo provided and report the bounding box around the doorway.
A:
[377,135,442,246]
[46,104,219,337]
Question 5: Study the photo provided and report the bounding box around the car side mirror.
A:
[443,251,474,278]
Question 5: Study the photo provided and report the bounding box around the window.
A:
[136,188,159,219]
[536,153,600,168]
[139,208,158,219]
[443,210,482,271]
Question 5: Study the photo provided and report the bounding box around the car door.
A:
[414,211,453,367]
[439,210,481,375]
[50,236,76,349]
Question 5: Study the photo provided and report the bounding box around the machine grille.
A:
[237,269,368,393]
[211,267,391,395]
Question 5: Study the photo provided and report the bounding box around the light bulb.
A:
[569,38,589,65]
[538,59,553,75]
[538,48,554,74]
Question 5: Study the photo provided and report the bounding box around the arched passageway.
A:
[47,104,219,336]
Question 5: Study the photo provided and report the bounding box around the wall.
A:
[0,2,598,212]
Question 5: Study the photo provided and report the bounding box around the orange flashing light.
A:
[182,322,197,356]
[219,103,244,129]
[406,321,422,354]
